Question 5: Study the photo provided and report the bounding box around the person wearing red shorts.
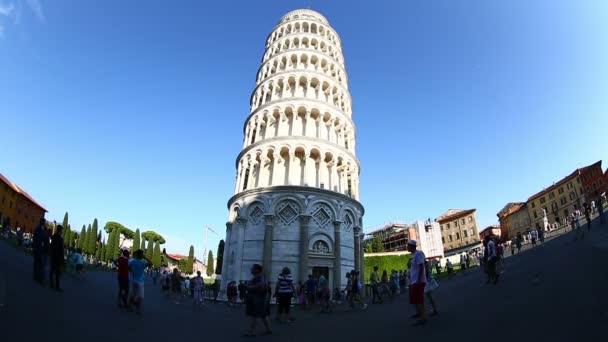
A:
[407,240,427,326]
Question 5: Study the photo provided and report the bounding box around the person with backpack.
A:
[407,240,427,326]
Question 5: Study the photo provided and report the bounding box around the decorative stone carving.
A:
[312,240,330,254]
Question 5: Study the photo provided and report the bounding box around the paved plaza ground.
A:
[1,218,606,341]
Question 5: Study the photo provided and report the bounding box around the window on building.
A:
[552,202,558,212]
[540,197,546,204]
[570,192,576,201]
[577,178,581,183]
[549,192,555,199]
[579,188,583,195]
[533,211,538,219]
[448,235,453,242]
[461,218,465,225]
[558,187,564,194]
[454,221,458,227]
[442,237,445,244]
[464,230,468,237]
[468,216,472,222]
[561,197,567,205]
[567,183,573,190]
[531,201,536,208]
[440,225,443,231]
[456,232,460,239]
[447,223,450,229]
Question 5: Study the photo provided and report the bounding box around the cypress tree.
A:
[89,219,99,255]
[152,242,161,268]
[216,240,225,275]
[206,251,214,276]
[100,237,107,261]
[187,245,194,274]
[146,239,153,261]
[78,225,86,251]
[62,212,68,232]
[133,229,141,252]
[83,223,94,254]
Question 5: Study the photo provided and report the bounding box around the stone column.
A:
[353,226,361,275]
[258,156,270,187]
[299,215,311,283]
[246,159,257,190]
[333,221,342,291]
[263,215,275,279]
[234,217,247,282]
[272,152,284,186]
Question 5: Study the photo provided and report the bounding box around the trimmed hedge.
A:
[364,254,412,284]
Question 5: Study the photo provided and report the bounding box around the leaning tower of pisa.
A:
[220,9,365,291]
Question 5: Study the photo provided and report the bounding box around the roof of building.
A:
[479,225,500,234]
[436,209,476,222]
[527,161,601,201]
[165,253,188,261]
[0,173,47,212]
[497,202,526,219]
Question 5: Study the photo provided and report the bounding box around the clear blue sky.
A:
[1,0,607,256]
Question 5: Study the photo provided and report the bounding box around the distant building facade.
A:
[365,220,444,259]
[527,166,588,230]
[497,202,531,240]
[436,209,481,253]
[0,173,47,233]
[479,225,501,241]
[580,161,605,201]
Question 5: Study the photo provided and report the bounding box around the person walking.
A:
[113,249,130,309]
[446,259,454,277]
[347,271,367,311]
[370,265,382,304]
[32,218,49,284]
[161,270,171,297]
[192,271,204,309]
[128,249,152,316]
[598,195,605,224]
[510,237,516,255]
[244,264,272,337]
[573,211,585,240]
[530,229,538,247]
[424,260,439,317]
[49,225,65,292]
[275,267,296,322]
[460,254,466,273]
[407,240,427,326]
[485,236,499,284]
[584,203,592,231]
[318,274,330,313]
[516,232,523,254]
[304,275,317,309]
[171,268,183,304]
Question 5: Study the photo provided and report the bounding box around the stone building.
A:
[219,9,365,291]
[436,209,481,253]
[497,202,531,240]
[479,225,501,241]
[0,173,47,233]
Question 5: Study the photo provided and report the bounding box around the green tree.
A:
[107,228,118,259]
[77,225,86,250]
[133,229,141,252]
[178,259,189,273]
[364,240,373,253]
[186,245,194,273]
[62,212,70,246]
[371,237,385,253]
[100,237,107,261]
[145,240,153,261]
[62,212,68,230]
[104,221,134,248]
[88,219,99,255]
[141,231,166,244]
[152,242,161,268]
[215,240,225,275]
[206,251,214,276]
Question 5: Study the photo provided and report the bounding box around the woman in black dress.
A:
[244,264,272,336]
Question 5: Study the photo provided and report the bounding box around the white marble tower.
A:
[220,9,364,291]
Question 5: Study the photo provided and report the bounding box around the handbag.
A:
[424,279,438,293]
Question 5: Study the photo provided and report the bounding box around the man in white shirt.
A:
[407,240,427,326]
